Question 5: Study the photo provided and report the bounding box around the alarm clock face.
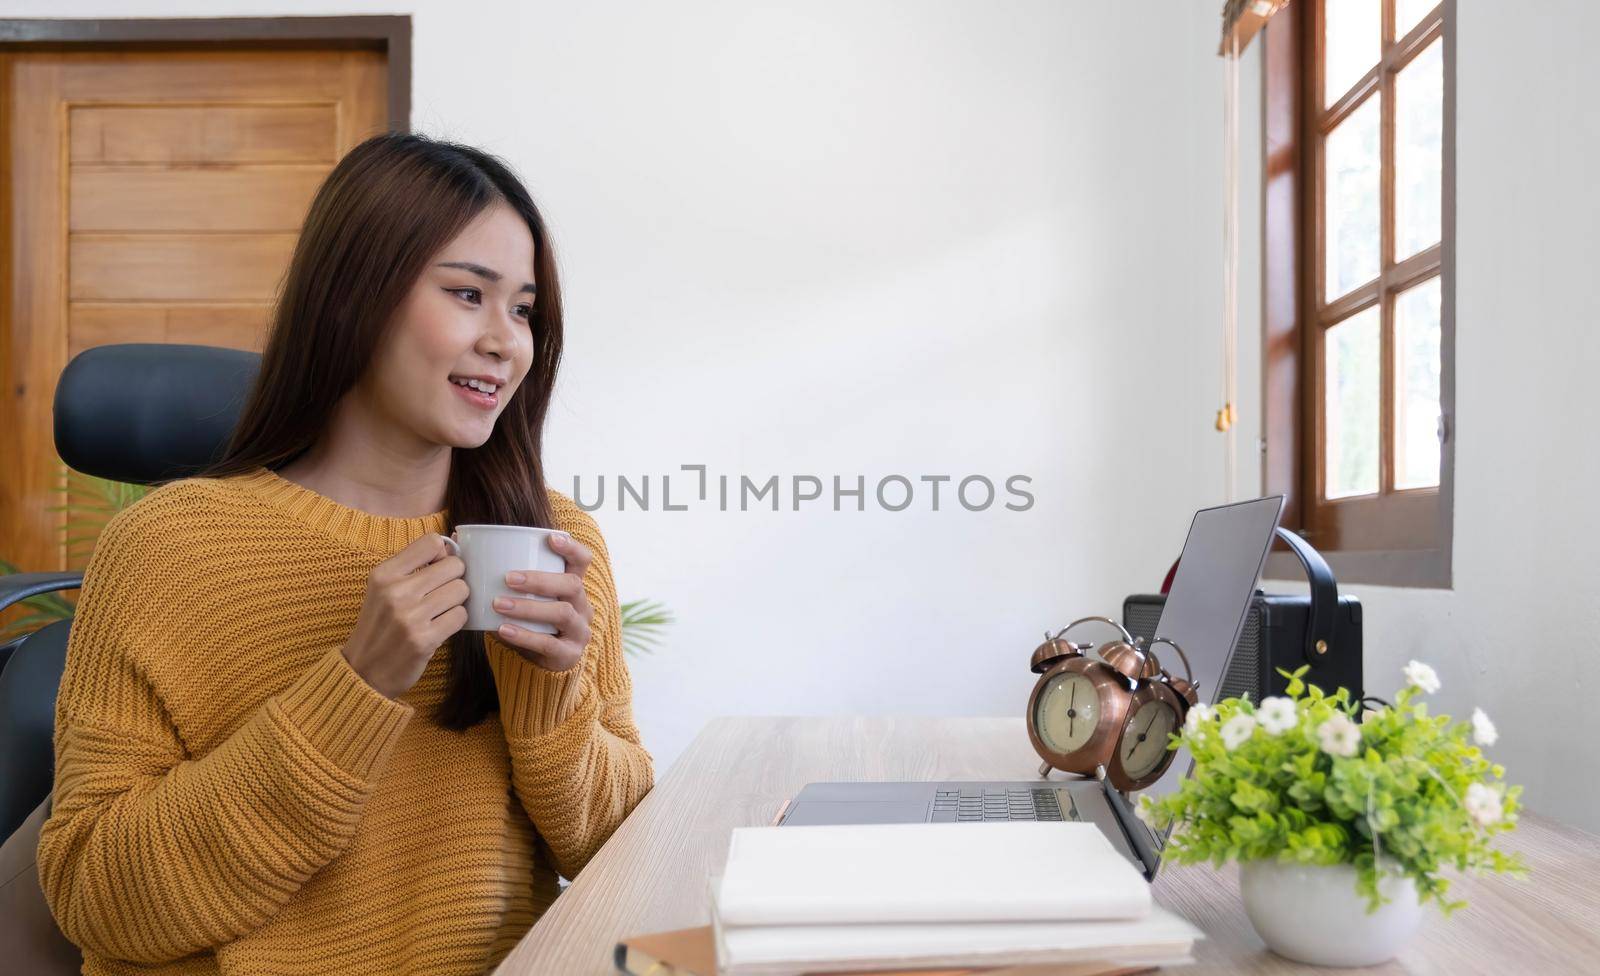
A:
[1106,681,1187,792]
[1118,697,1179,781]
[1034,671,1099,754]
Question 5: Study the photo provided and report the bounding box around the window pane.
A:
[1395,0,1438,39]
[1325,97,1380,300]
[1396,38,1443,261]
[1394,277,1443,490]
[1324,0,1381,106]
[1325,306,1380,500]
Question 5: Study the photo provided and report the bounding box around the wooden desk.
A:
[494,716,1600,975]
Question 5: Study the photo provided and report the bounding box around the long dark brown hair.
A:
[200,132,564,732]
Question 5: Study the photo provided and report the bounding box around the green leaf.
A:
[619,598,676,658]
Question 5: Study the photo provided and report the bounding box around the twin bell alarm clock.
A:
[1025,616,1199,793]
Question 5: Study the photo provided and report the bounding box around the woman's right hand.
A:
[342,533,469,699]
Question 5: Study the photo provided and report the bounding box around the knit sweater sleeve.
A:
[483,504,655,881]
[35,504,414,965]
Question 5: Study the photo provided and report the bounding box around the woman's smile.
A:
[449,375,500,410]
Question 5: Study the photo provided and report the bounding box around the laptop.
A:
[776,495,1288,881]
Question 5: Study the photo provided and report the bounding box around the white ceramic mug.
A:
[441,524,570,633]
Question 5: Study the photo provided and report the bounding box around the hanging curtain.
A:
[1214,0,1289,500]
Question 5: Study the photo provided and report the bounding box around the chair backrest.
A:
[0,343,260,842]
[0,635,21,676]
[0,620,72,840]
[56,342,261,485]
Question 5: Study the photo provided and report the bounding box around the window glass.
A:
[1325,306,1381,499]
[1325,97,1381,299]
[1396,38,1444,260]
[1324,0,1381,106]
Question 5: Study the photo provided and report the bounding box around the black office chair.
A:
[0,343,260,842]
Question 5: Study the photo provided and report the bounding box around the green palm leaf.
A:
[0,468,147,642]
[619,598,675,657]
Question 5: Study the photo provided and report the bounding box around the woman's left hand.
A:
[492,533,593,672]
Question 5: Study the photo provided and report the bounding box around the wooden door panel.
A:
[58,50,352,101]
[70,305,271,359]
[70,166,329,231]
[3,55,69,586]
[70,234,299,300]
[70,103,340,164]
[2,46,388,581]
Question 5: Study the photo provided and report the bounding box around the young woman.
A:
[36,133,654,975]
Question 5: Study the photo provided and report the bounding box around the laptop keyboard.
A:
[930,787,1076,823]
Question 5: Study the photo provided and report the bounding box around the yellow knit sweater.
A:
[35,466,655,975]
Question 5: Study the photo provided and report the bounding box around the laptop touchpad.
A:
[781,800,927,825]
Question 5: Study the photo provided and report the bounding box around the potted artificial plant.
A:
[1137,662,1525,967]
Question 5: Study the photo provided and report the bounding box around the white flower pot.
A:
[1239,860,1424,967]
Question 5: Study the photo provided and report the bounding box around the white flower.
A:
[1257,696,1298,735]
[1471,707,1499,746]
[1183,702,1217,734]
[1317,713,1362,758]
[1220,714,1257,751]
[1404,660,1441,694]
[1465,782,1503,826]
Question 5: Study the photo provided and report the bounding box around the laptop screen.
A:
[1134,495,1285,811]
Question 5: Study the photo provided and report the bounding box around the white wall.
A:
[516,0,1253,781]
[500,0,1254,785]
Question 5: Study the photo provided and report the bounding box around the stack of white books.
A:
[709,820,1202,976]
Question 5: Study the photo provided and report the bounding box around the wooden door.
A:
[1,47,388,580]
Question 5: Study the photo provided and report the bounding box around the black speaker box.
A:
[1122,529,1364,706]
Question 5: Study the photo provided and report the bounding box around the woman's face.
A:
[363,200,538,450]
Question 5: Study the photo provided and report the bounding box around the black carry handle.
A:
[1273,526,1340,664]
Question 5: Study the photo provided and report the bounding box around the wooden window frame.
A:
[1262,0,1455,588]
